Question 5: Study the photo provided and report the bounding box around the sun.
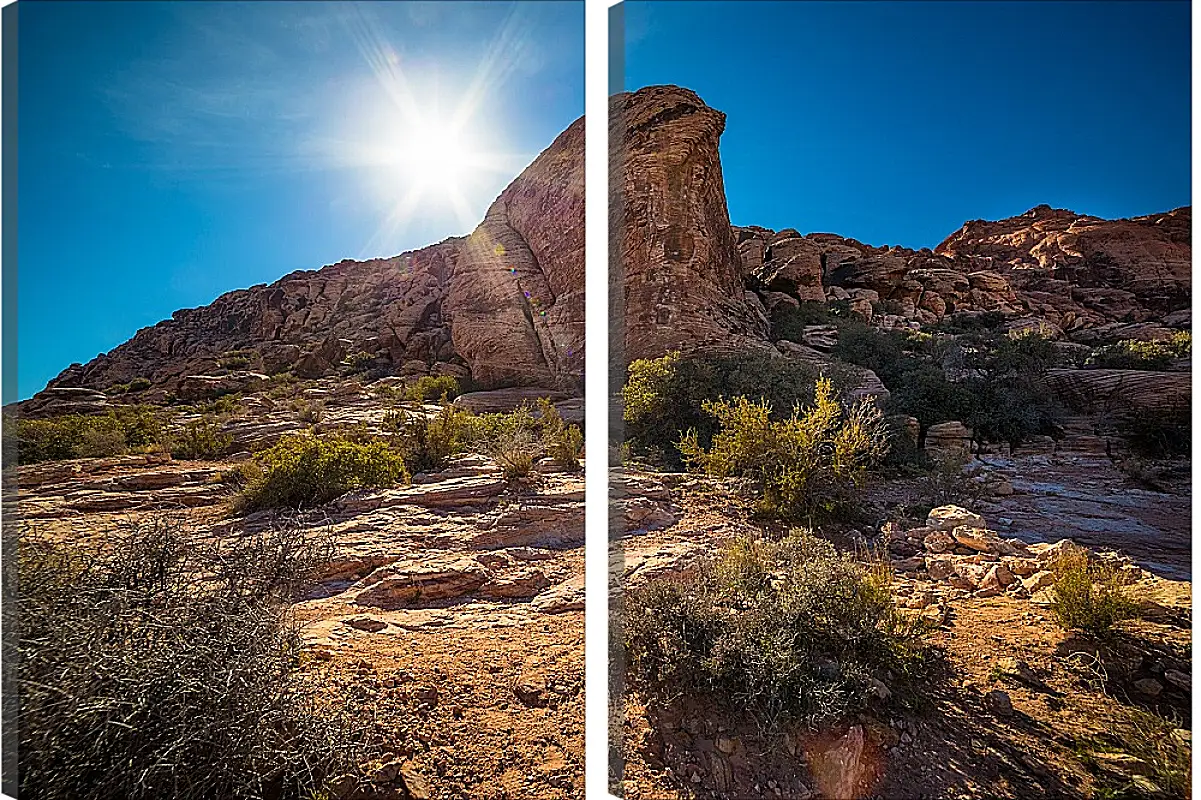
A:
[325,4,534,255]
[396,117,472,191]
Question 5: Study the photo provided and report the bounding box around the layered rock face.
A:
[937,204,1191,319]
[40,118,586,399]
[611,86,768,364]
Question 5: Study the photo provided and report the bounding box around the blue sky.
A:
[17,1,582,400]
[623,0,1190,247]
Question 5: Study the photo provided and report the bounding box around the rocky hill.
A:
[33,116,585,406]
[612,86,1189,360]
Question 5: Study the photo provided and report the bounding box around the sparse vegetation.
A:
[492,430,540,487]
[293,398,326,425]
[15,406,166,463]
[1087,333,1191,371]
[770,301,845,341]
[679,378,890,522]
[17,517,365,800]
[1120,409,1191,460]
[105,377,154,396]
[624,532,934,726]
[1048,550,1138,637]
[406,375,461,403]
[237,433,408,512]
[383,404,472,475]
[195,394,244,417]
[537,398,583,471]
[170,417,234,461]
[831,321,1062,447]
[623,350,849,468]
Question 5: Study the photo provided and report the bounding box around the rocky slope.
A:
[34,117,585,405]
[17,381,587,799]
[614,469,1191,800]
[736,203,1190,336]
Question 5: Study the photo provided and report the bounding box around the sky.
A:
[17,1,582,400]
[623,0,1190,248]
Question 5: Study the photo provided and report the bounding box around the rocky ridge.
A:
[32,117,585,408]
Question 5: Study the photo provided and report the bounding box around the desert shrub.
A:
[266,373,300,400]
[770,301,843,342]
[76,424,129,458]
[1048,550,1138,637]
[460,404,539,449]
[15,406,166,464]
[171,417,234,460]
[105,377,154,396]
[624,533,934,726]
[383,404,472,474]
[405,375,461,403]
[492,430,541,486]
[219,461,262,489]
[371,383,405,403]
[537,398,583,471]
[1118,409,1190,459]
[679,378,889,522]
[1088,333,1191,371]
[218,355,252,371]
[17,517,364,800]
[293,399,325,425]
[197,394,243,417]
[238,434,408,512]
[836,324,1061,446]
[623,350,845,468]
[931,310,1007,334]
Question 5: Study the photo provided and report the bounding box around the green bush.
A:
[1087,332,1191,371]
[1119,408,1190,459]
[383,404,471,474]
[537,398,583,472]
[624,533,934,726]
[196,395,243,417]
[622,350,846,468]
[770,302,844,342]
[292,399,325,425]
[17,518,365,800]
[405,375,461,403]
[171,418,234,461]
[492,431,540,486]
[1048,550,1138,637]
[832,323,1062,447]
[238,434,408,512]
[105,377,154,396]
[16,406,166,464]
[679,378,889,522]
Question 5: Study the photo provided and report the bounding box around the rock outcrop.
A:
[738,207,1191,335]
[34,117,586,402]
[611,86,769,364]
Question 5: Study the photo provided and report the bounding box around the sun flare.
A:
[328,4,535,256]
[396,118,473,190]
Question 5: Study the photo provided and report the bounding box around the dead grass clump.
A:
[623,533,935,727]
[17,516,367,799]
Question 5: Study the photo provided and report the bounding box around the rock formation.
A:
[34,117,586,403]
[610,86,769,364]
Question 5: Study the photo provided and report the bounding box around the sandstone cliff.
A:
[610,86,769,364]
[40,117,585,399]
